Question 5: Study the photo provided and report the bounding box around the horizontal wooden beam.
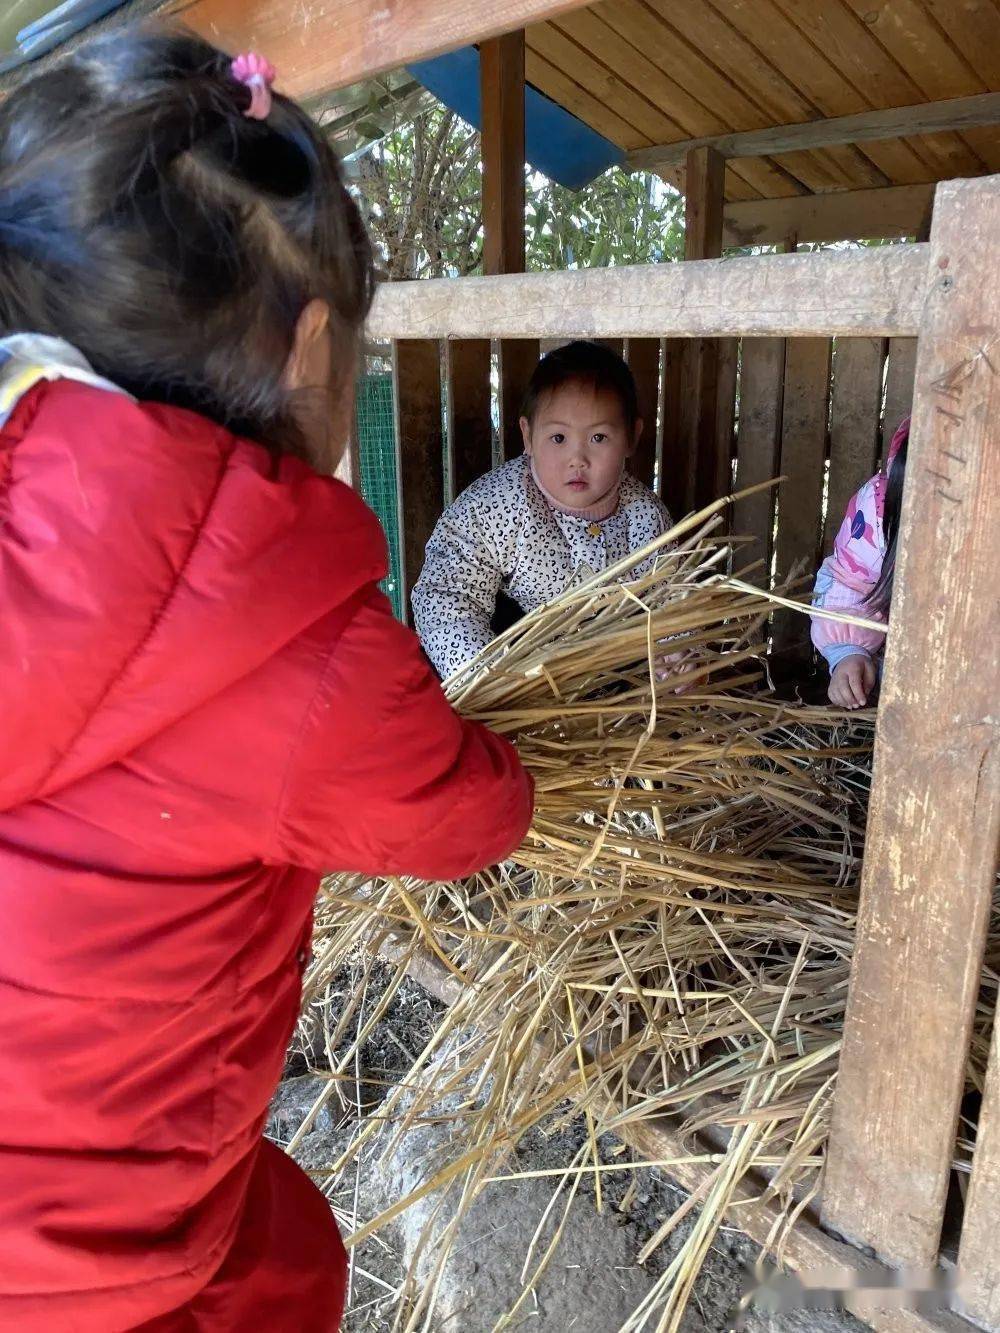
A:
[723,183,935,247]
[368,244,930,341]
[627,92,1000,174]
[170,0,591,99]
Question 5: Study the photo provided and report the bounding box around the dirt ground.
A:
[268,959,865,1333]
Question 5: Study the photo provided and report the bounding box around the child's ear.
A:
[519,416,533,455]
[629,418,644,457]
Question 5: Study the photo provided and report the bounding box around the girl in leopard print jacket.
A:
[413,341,673,680]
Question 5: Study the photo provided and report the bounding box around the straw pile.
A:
[297,497,998,1333]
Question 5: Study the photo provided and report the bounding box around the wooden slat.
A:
[733,338,786,580]
[626,93,1000,174]
[626,338,661,490]
[498,339,540,461]
[958,1017,1000,1328]
[660,340,686,516]
[822,174,1000,1268]
[882,337,918,463]
[769,337,831,672]
[724,183,935,247]
[715,337,739,505]
[824,337,886,554]
[392,340,444,622]
[527,23,682,144]
[558,6,799,202]
[367,245,931,341]
[524,47,650,152]
[175,0,591,99]
[445,339,493,500]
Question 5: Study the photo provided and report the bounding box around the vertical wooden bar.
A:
[660,339,686,516]
[822,175,1000,1268]
[824,337,887,554]
[958,1019,1000,1328]
[734,338,786,582]
[392,339,444,624]
[480,31,524,278]
[498,338,539,460]
[627,338,662,491]
[716,336,739,508]
[769,337,831,672]
[446,339,493,499]
[680,146,729,511]
[481,31,529,463]
[882,336,918,464]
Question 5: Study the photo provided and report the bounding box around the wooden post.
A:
[392,340,444,623]
[822,175,1000,1269]
[681,146,729,512]
[481,31,537,461]
[445,339,493,499]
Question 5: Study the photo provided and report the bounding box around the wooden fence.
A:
[360,175,1000,1332]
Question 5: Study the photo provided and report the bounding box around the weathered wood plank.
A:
[392,340,444,622]
[724,184,934,248]
[367,245,930,341]
[770,337,831,672]
[822,174,1000,1268]
[882,337,918,465]
[445,339,493,500]
[498,339,539,462]
[627,338,661,491]
[824,337,886,554]
[626,92,1000,173]
[734,338,786,580]
[958,1018,1000,1329]
[660,340,687,516]
[175,0,591,99]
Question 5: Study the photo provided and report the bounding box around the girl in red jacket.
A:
[0,27,532,1333]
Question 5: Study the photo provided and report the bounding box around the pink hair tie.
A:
[231,52,276,120]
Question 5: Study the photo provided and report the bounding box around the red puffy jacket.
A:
[0,378,532,1331]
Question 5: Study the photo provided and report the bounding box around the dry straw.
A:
[298,496,997,1333]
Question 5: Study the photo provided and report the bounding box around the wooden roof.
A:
[521,0,1000,199]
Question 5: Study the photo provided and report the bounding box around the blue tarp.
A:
[407,46,623,191]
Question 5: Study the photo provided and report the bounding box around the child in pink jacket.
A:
[811,418,909,708]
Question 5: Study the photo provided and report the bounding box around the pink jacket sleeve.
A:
[810,477,889,668]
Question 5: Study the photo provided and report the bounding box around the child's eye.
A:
[592,433,608,444]
[550,433,565,444]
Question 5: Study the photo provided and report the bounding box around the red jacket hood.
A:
[0,379,386,813]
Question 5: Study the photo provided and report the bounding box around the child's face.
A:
[521,382,640,509]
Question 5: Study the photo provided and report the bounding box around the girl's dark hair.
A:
[0,26,374,460]
[866,424,909,616]
[521,340,639,433]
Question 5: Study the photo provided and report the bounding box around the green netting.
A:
[355,371,404,619]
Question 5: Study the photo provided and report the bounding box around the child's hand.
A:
[828,655,877,709]
[656,649,698,694]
